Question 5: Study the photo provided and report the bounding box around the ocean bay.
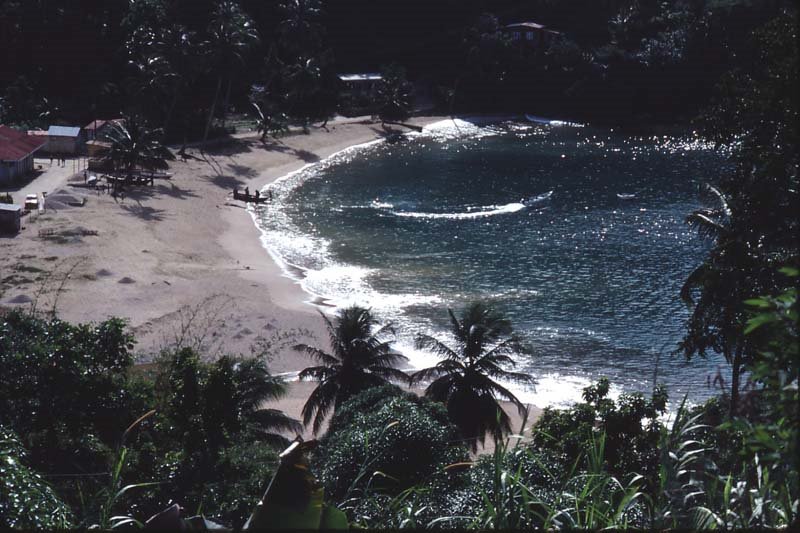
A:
[258,120,734,406]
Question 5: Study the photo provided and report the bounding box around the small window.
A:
[525,31,534,40]
[512,31,521,40]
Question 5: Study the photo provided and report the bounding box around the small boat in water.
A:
[616,193,637,200]
[524,190,553,206]
[233,189,269,203]
[524,114,583,127]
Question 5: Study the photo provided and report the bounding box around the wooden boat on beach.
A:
[233,189,269,203]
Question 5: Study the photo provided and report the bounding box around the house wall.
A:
[0,155,33,184]
[0,208,22,234]
[46,136,79,154]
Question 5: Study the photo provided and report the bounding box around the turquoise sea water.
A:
[255,119,733,407]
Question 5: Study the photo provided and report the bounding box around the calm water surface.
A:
[256,120,733,407]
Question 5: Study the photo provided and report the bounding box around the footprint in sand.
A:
[8,294,33,304]
[118,277,136,284]
[96,269,114,277]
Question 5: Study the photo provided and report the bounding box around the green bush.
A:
[0,310,151,510]
[0,426,72,529]
[529,378,667,485]
[315,385,469,503]
[203,441,279,527]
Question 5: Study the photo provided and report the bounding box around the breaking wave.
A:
[390,202,526,220]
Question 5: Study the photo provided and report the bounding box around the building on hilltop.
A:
[338,73,382,116]
[502,21,562,51]
[0,125,48,185]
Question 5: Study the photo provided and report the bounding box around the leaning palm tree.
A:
[294,306,409,434]
[680,183,754,414]
[411,302,535,452]
[231,357,304,448]
[203,356,303,450]
[101,117,174,181]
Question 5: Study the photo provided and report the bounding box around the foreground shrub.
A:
[530,377,667,485]
[0,426,72,529]
[315,385,469,503]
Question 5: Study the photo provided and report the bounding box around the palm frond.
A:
[249,408,303,434]
[681,263,710,306]
[415,333,460,360]
[301,379,337,435]
[292,343,340,366]
[687,211,727,240]
[368,366,412,385]
[701,183,732,217]
[297,365,336,382]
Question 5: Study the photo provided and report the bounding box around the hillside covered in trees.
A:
[1,0,793,137]
[1,0,797,530]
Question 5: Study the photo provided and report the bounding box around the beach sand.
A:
[0,115,540,454]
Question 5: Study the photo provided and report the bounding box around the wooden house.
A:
[0,125,48,185]
[338,73,382,115]
[46,125,83,154]
[502,22,562,50]
[84,119,122,141]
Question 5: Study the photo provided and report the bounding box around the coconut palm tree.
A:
[375,64,414,127]
[204,356,303,449]
[203,0,259,141]
[101,117,174,181]
[411,302,535,452]
[277,0,324,56]
[680,183,755,414]
[293,306,409,434]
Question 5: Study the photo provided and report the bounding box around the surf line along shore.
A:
[221,115,542,443]
[0,114,539,446]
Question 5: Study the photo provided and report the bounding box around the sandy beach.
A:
[0,115,540,452]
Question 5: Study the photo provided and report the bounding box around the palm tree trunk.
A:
[222,78,232,131]
[164,86,180,134]
[203,77,223,143]
[730,344,743,415]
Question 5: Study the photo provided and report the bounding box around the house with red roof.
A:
[0,125,48,185]
[84,118,123,141]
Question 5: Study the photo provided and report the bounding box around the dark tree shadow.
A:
[119,204,168,221]
[210,174,246,190]
[227,164,259,178]
[292,148,320,163]
[121,183,199,202]
[202,137,253,157]
[155,183,200,200]
[259,139,320,163]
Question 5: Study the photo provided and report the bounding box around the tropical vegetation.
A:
[1,0,797,530]
[293,306,409,434]
[412,302,535,452]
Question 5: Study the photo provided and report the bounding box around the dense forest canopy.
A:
[1,0,794,135]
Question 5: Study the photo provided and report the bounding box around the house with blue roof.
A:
[47,125,83,155]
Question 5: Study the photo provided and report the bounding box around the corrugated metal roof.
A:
[0,125,48,161]
[0,204,22,212]
[48,125,81,137]
[85,120,107,130]
[504,22,561,34]
[338,73,382,82]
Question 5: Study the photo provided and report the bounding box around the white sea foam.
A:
[394,338,622,408]
[391,202,526,220]
[246,116,635,410]
[419,116,518,141]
